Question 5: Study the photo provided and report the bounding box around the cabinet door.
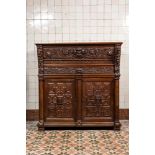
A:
[82,78,114,123]
[44,79,76,124]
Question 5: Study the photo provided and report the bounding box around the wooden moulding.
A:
[26,109,129,121]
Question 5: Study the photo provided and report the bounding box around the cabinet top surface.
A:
[36,42,123,46]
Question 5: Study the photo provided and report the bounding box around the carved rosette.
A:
[37,45,44,74]
[114,44,121,79]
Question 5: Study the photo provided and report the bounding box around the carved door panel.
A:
[44,79,76,124]
[82,78,114,123]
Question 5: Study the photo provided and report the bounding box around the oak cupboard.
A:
[36,42,122,130]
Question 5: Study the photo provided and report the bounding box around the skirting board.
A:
[26,109,129,121]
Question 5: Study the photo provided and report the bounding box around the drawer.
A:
[42,45,115,60]
[43,65,114,74]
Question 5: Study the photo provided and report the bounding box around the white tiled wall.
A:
[26,0,129,109]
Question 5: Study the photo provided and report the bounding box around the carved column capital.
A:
[37,45,44,74]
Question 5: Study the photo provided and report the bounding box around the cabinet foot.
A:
[114,122,121,130]
[38,127,45,131]
[37,121,45,131]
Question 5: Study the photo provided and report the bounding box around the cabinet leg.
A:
[114,122,121,130]
[37,121,45,131]
[38,126,45,131]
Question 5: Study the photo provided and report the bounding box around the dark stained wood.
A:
[36,42,122,130]
[114,80,121,130]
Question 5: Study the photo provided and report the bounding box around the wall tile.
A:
[34,34,42,42]
[62,34,70,41]
[41,0,48,13]
[41,34,49,42]
[119,0,126,5]
[48,0,54,12]
[90,0,97,5]
[34,20,41,34]
[62,0,69,6]
[41,12,48,19]
[105,0,112,5]
[34,0,41,12]
[41,20,48,33]
[26,102,36,109]
[34,12,41,19]
[27,20,34,34]
[26,6,33,19]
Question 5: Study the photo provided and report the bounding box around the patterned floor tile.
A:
[26,121,128,155]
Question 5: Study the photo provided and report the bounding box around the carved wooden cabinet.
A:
[36,42,122,130]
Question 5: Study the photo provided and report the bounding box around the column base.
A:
[37,121,45,131]
[114,121,121,130]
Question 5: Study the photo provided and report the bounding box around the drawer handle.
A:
[76,68,83,74]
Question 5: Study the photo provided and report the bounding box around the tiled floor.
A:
[26,121,129,155]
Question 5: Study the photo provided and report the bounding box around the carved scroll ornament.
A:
[37,45,44,74]
[114,44,121,79]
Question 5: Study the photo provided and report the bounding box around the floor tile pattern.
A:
[26,121,128,155]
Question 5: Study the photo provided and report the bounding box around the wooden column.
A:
[36,45,45,130]
[114,79,121,130]
[75,70,82,127]
[114,43,122,130]
[37,77,45,130]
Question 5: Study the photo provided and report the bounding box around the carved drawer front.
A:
[82,78,114,122]
[43,65,114,75]
[42,45,115,60]
[44,79,75,122]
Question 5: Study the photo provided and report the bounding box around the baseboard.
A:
[119,109,129,120]
[26,110,39,121]
[26,109,129,121]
